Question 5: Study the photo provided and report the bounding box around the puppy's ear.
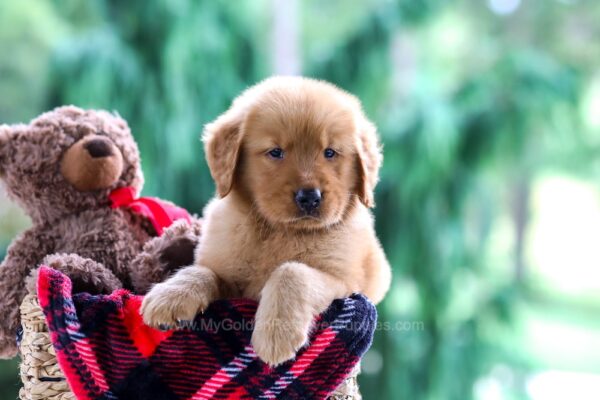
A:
[203,111,244,197]
[355,117,382,208]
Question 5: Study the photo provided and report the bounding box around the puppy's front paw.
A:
[251,313,309,367]
[140,281,209,330]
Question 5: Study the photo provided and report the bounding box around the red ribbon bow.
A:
[109,187,191,236]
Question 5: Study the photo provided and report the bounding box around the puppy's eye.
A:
[324,148,337,159]
[267,148,284,159]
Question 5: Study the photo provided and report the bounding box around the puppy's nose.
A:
[295,188,322,214]
[84,137,114,158]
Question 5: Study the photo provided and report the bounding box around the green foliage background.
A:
[1,1,599,399]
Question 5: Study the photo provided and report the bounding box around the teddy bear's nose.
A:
[84,138,114,158]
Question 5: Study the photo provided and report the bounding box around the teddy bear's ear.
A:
[0,125,12,171]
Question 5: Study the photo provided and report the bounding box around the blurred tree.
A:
[0,0,596,399]
[307,1,582,399]
[0,0,68,123]
[46,0,269,213]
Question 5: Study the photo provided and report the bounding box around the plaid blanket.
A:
[37,266,376,400]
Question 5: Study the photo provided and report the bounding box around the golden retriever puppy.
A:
[141,76,391,366]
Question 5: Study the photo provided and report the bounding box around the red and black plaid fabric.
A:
[37,266,376,400]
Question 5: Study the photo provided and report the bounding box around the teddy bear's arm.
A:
[0,228,56,358]
[129,217,202,294]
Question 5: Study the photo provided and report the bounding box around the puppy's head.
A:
[203,77,382,229]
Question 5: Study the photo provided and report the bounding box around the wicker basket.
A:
[18,293,361,400]
[19,294,75,400]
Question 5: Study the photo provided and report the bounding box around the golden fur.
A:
[141,77,391,366]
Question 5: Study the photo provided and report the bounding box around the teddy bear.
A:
[0,106,201,358]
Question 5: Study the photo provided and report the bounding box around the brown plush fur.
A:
[0,106,190,358]
[141,77,392,366]
[130,218,203,294]
[25,254,122,296]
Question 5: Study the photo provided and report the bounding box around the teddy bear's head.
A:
[0,106,143,223]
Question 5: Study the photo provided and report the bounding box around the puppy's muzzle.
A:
[295,188,321,215]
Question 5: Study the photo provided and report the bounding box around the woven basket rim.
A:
[18,292,361,399]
